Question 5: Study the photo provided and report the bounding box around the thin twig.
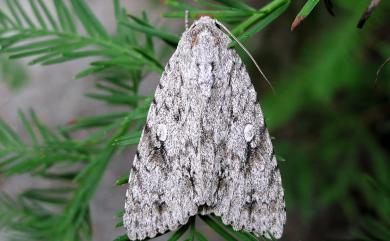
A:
[357,0,381,29]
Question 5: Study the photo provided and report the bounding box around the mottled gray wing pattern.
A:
[201,48,286,239]
[124,16,286,240]
[123,49,199,240]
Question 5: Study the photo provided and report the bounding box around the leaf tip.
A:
[291,16,305,32]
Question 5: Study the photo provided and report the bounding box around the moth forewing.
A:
[123,16,286,240]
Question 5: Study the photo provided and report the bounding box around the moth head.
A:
[181,17,229,97]
[187,16,228,48]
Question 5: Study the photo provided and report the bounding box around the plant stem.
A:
[232,0,290,35]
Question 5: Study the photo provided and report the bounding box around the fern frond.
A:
[0,0,163,83]
[0,110,90,176]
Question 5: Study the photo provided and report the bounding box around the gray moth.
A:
[123,16,286,240]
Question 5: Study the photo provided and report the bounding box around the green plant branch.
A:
[231,0,290,35]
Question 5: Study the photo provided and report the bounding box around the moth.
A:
[124,16,286,240]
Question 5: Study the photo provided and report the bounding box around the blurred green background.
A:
[256,0,390,240]
[0,0,389,240]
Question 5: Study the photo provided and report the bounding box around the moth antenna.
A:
[185,10,189,30]
[215,20,275,93]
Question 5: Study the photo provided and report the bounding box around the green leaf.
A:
[90,57,144,69]
[54,0,77,33]
[123,16,179,47]
[232,1,290,45]
[164,0,197,11]
[18,110,38,146]
[70,0,109,39]
[42,50,116,65]
[75,65,106,79]
[115,220,124,228]
[3,38,66,53]
[63,112,127,132]
[115,175,129,186]
[199,215,238,241]
[232,0,290,35]
[29,0,48,29]
[167,223,189,241]
[39,171,78,181]
[29,110,61,143]
[84,93,145,106]
[213,0,255,11]
[0,9,16,28]
[8,41,88,60]
[291,0,320,31]
[21,188,74,205]
[0,119,23,146]
[195,231,209,241]
[13,0,36,28]
[142,12,155,53]
[37,0,59,30]
[212,216,257,241]
[5,0,23,27]
[115,210,125,218]
[112,131,142,146]
[164,9,251,21]
[29,53,60,65]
